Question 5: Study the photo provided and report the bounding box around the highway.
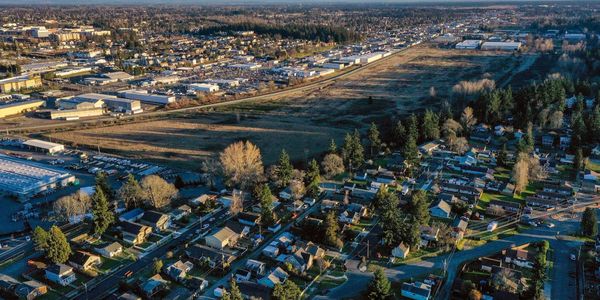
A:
[5,45,416,135]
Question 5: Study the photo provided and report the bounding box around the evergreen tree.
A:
[329,139,337,154]
[46,225,71,264]
[32,226,49,251]
[366,268,391,300]
[305,159,321,197]
[406,113,419,142]
[400,219,422,249]
[323,210,342,249]
[273,280,301,300]
[409,190,430,226]
[276,149,293,188]
[421,110,440,141]
[91,188,115,236]
[581,207,598,237]
[575,148,584,171]
[153,259,163,274]
[342,130,365,171]
[257,184,275,226]
[368,122,382,157]
[174,175,185,189]
[497,144,508,167]
[228,280,243,300]
[118,173,145,209]
[393,120,407,149]
[402,135,419,175]
[95,172,115,202]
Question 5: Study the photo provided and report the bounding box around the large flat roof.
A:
[23,139,64,150]
[0,154,72,196]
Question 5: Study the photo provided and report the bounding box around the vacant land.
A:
[47,45,539,168]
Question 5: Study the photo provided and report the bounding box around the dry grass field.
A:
[47,45,538,168]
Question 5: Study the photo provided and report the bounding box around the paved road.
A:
[72,209,227,300]
[5,45,415,135]
[316,217,581,300]
[200,193,325,298]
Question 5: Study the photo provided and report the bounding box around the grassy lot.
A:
[586,159,600,173]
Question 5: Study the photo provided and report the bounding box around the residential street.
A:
[316,217,581,300]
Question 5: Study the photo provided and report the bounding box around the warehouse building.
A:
[57,93,111,110]
[0,75,42,93]
[0,154,76,201]
[103,97,142,114]
[22,139,65,154]
[119,90,175,105]
[455,40,482,49]
[188,83,220,93]
[480,41,522,51]
[39,106,105,120]
[0,100,45,118]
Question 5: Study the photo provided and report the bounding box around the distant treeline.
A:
[196,22,361,44]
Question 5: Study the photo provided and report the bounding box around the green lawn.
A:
[586,159,600,173]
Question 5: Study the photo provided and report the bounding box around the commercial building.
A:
[58,93,110,110]
[188,83,220,93]
[0,75,42,93]
[40,107,105,120]
[103,97,142,114]
[0,100,45,118]
[22,139,65,154]
[455,40,482,49]
[119,90,175,105]
[480,41,522,51]
[0,154,76,200]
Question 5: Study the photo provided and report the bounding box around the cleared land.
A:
[47,45,538,168]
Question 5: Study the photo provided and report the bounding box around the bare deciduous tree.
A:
[220,141,264,190]
[460,107,477,132]
[512,153,530,194]
[140,175,178,209]
[548,110,564,129]
[321,153,345,179]
[53,191,91,222]
[289,180,306,200]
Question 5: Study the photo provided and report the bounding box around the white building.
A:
[480,41,522,51]
[188,83,220,93]
[455,40,482,49]
[119,90,175,105]
[22,139,64,154]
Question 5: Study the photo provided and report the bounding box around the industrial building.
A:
[58,93,111,110]
[119,90,175,105]
[0,75,42,93]
[39,107,105,120]
[0,154,76,200]
[103,97,143,114]
[0,100,45,118]
[188,83,220,93]
[22,139,65,154]
[455,40,482,49]
[480,41,522,51]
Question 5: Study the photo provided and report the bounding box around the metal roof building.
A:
[22,139,65,154]
[0,154,75,200]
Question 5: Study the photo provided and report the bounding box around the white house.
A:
[391,242,410,259]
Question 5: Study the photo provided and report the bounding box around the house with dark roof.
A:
[68,251,101,271]
[238,212,261,227]
[238,281,272,300]
[119,221,152,245]
[258,267,288,288]
[488,200,521,213]
[185,244,236,270]
[141,274,168,298]
[503,248,533,268]
[0,275,47,300]
[165,260,194,282]
[139,210,170,231]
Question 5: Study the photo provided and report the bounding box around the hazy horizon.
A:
[0,0,580,5]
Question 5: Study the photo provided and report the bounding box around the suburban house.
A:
[238,212,262,227]
[0,276,48,300]
[339,209,361,224]
[245,259,266,276]
[141,274,168,297]
[185,244,236,270]
[375,171,396,185]
[119,208,145,222]
[284,250,314,273]
[68,251,101,271]
[392,242,410,259]
[488,200,521,215]
[139,210,170,231]
[165,260,194,282]
[452,218,468,240]
[439,182,483,202]
[94,242,123,258]
[429,200,452,218]
[258,267,288,288]
[525,196,560,211]
[235,269,252,282]
[171,204,192,221]
[117,292,142,300]
[503,248,534,269]
[119,221,152,245]
[205,226,240,249]
[420,226,440,242]
[238,281,273,300]
[45,264,76,286]
[401,281,432,300]
[262,244,280,258]
[279,187,292,200]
